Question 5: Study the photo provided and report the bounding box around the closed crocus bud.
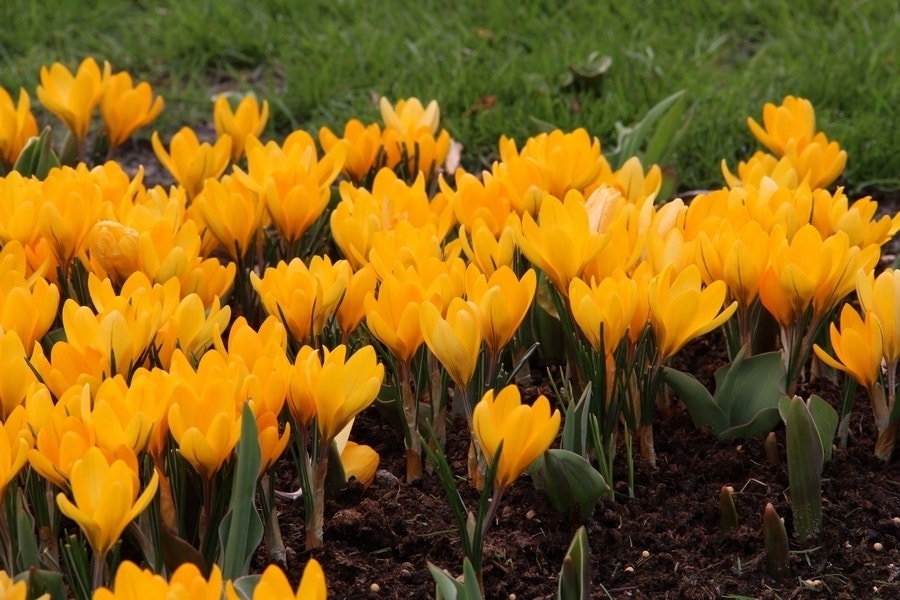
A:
[420,297,482,388]
[89,220,140,285]
[746,95,816,157]
[473,385,561,490]
[569,273,638,354]
[0,418,29,500]
[813,304,883,391]
[225,561,326,600]
[465,265,536,355]
[0,330,39,419]
[340,440,379,489]
[364,274,426,363]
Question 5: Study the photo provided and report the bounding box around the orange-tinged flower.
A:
[226,561,326,600]
[339,440,379,489]
[100,64,164,150]
[167,352,243,479]
[251,256,350,344]
[465,265,536,355]
[499,128,611,199]
[93,561,170,600]
[193,175,265,260]
[287,345,384,443]
[0,418,29,499]
[37,165,108,268]
[0,330,39,420]
[746,95,817,157]
[36,57,104,142]
[472,385,560,490]
[0,87,38,165]
[151,127,232,200]
[420,297,482,387]
[336,264,377,336]
[0,270,59,353]
[648,264,737,361]
[56,446,158,558]
[813,304,883,390]
[517,190,607,295]
[569,273,638,353]
[213,94,269,161]
[857,269,900,365]
[319,119,383,183]
[458,220,519,277]
[364,274,425,363]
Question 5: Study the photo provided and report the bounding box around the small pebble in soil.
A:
[508,594,517,600]
[893,517,900,525]
[369,583,380,593]
[624,566,634,573]
[641,550,650,558]
[874,542,884,551]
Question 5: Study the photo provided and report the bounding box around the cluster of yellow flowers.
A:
[1,54,899,597]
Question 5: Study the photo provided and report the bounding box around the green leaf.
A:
[762,503,790,580]
[228,574,262,600]
[807,394,838,464]
[643,91,691,168]
[663,347,784,439]
[529,449,609,520]
[12,126,60,179]
[560,382,591,456]
[607,89,688,169]
[781,395,823,541]
[430,563,465,600]
[218,403,264,579]
[558,526,590,600]
[14,569,67,600]
[461,557,484,599]
[14,488,42,571]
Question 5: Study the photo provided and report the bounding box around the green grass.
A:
[1,0,898,194]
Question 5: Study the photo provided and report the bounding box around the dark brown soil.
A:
[252,332,900,600]
[119,140,900,599]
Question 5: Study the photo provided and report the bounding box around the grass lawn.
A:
[1,0,898,194]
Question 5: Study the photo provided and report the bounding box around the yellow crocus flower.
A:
[813,304,883,390]
[100,65,164,150]
[167,561,225,600]
[226,561,327,600]
[0,272,58,358]
[288,345,384,444]
[440,169,515,235]
[379,97,450,178]
[0,330,39,419]
[251,256,350,344]
[0,173,41,247]
[56,446,158,559]
[472,385,560,490]
[93,560,169,600]
[88,220,141,284]
[857,269,900,365]
[746,95,817,157]
[458,220,519,277]
[465,265,536,356]
[193,175,265,260]
[167,351,243,480]
[648,264,737,361]
[420,297,482,388]
[364,274,425,363]
[37,165,108,269]
[319,119,383,183]
[36,57,104,142]
[336,264,377,337]
[569,273,638,353]
[339,440,379,489]
[156,294,231,368]
[151,127,232,200]
[89,374,162,456]
[214,94,269,161]
[0,418,29,500]
[517,190,607,295]
[0,87,38,166]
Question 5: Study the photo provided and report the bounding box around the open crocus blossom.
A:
[0,571,46,600]
[0,418,29,500]
[648,264,737,361]
[36,57,104,142]
[856,269,900,366]
[55,446,159,559]
[0,87,38,166]
[100,64,164,150]
[472,385,560,490]
[569,273,638,353]
[813,304,883,391]
[746,95,817,157]
[464,265,536,357]
[151,127,232,200]
[214,93,269,161]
